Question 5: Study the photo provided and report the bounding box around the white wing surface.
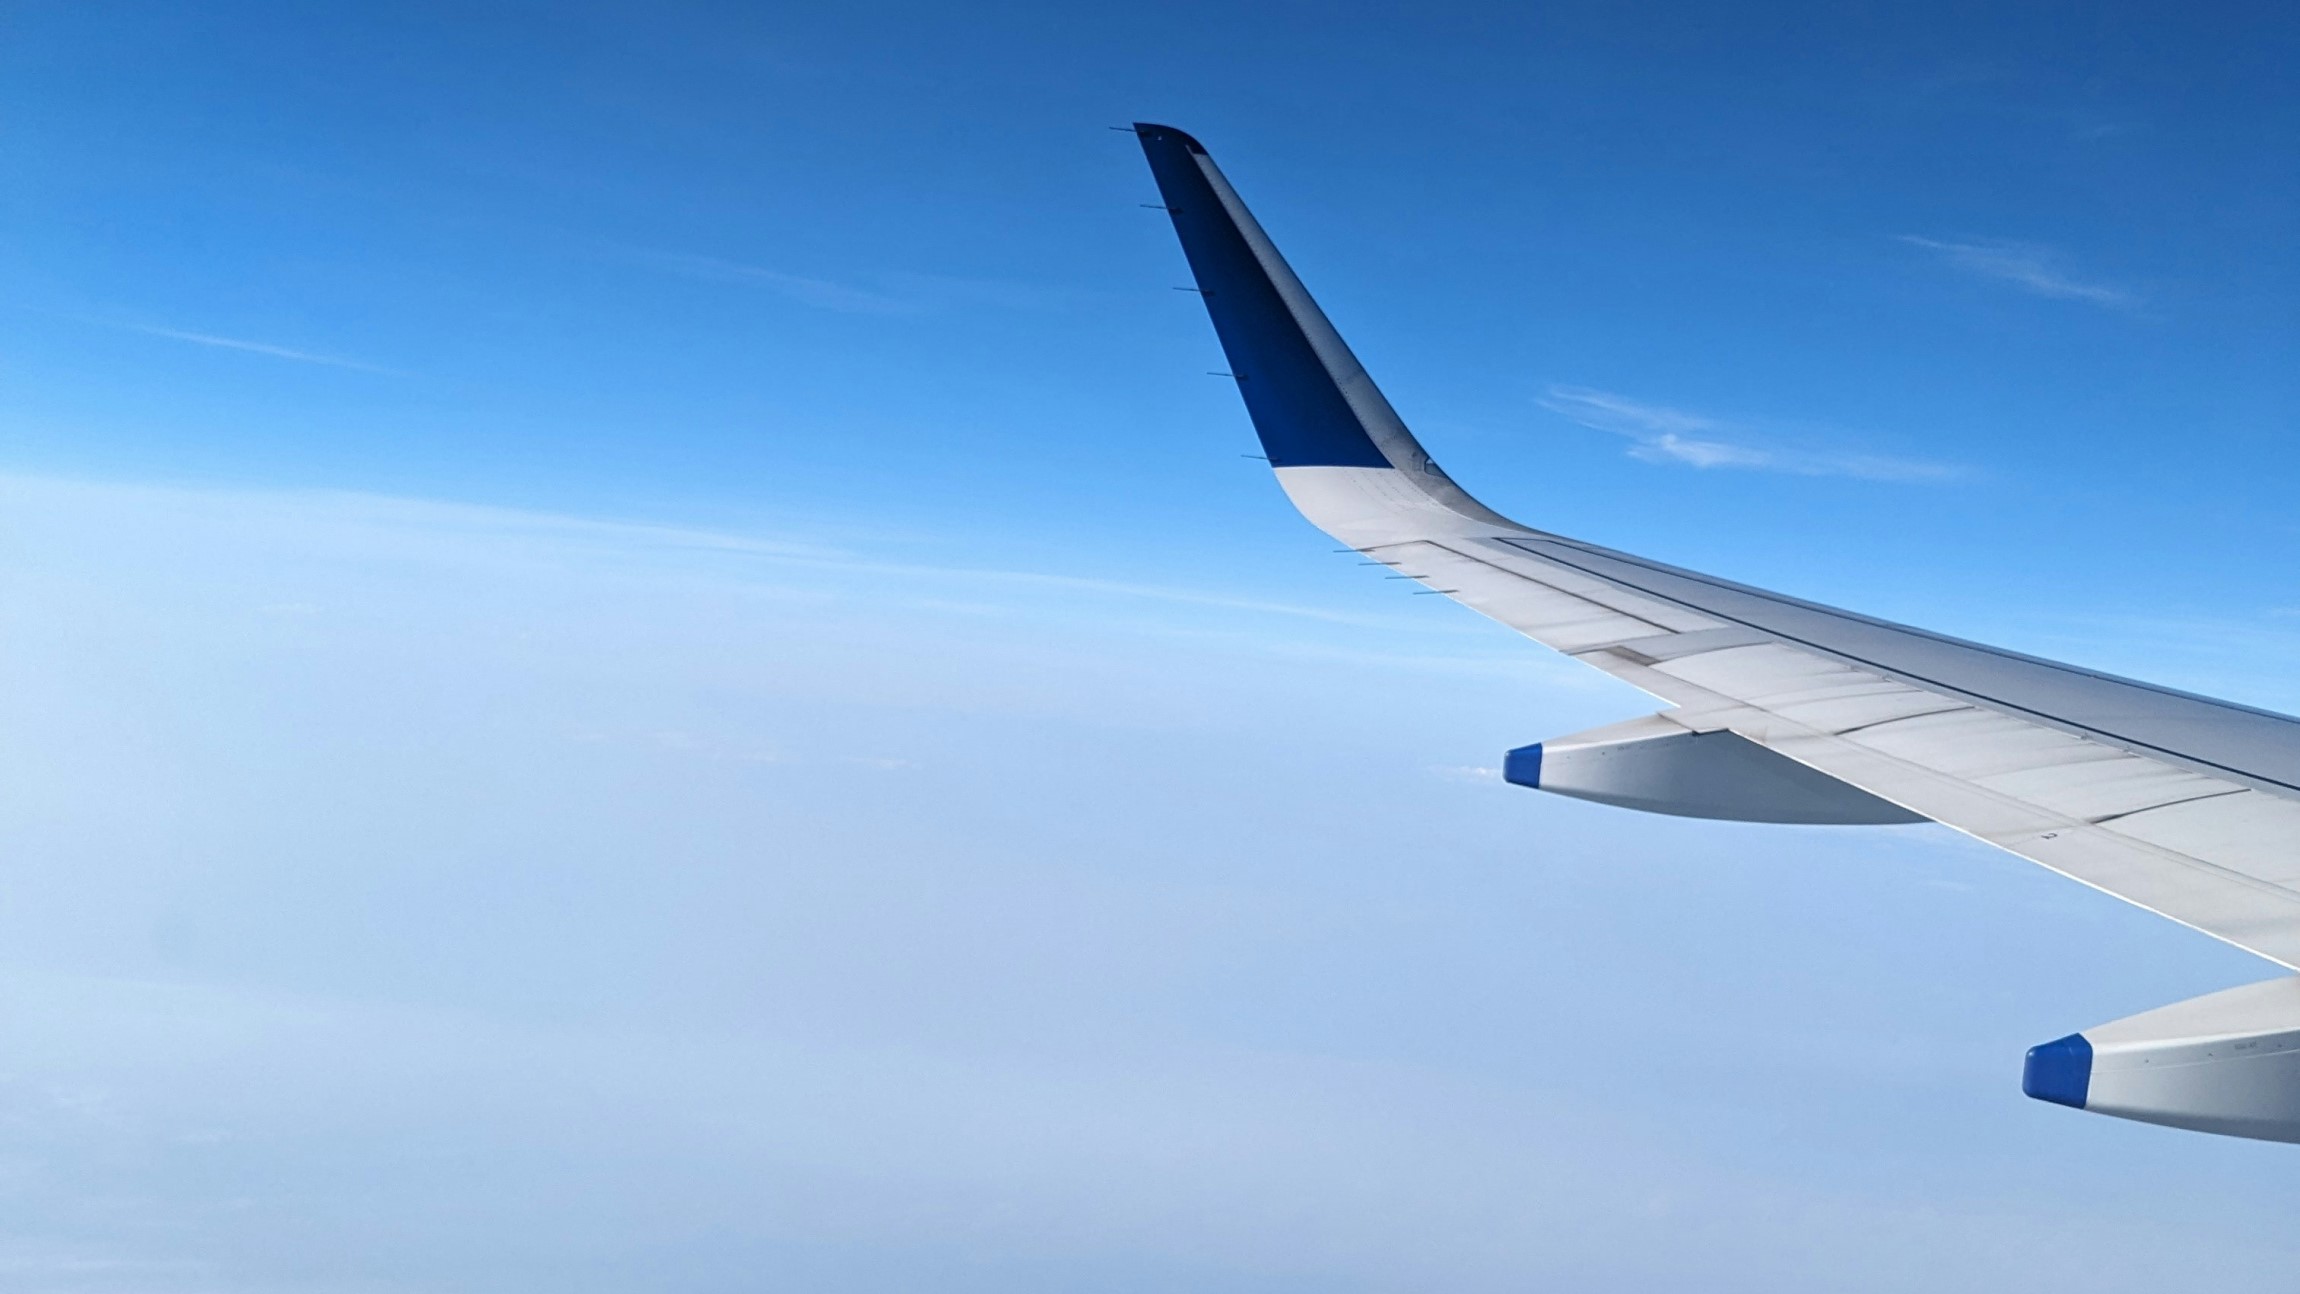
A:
[1135,122,2300,976]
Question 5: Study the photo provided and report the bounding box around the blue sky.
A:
[1,2,2298,1290]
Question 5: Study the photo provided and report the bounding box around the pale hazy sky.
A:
[2,1,2298,1289]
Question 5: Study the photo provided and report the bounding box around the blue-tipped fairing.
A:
[1502,744,1544,789]
[2023,1034,2094,1109]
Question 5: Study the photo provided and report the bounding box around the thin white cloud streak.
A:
[18,473,1510,650]
[318,489,1465,634]
[1898,235,2132,307]
[639,251,1072,315]
[1538,386,1964,482]
[1429,763,1503,784]
[118,323,397,373]
[649,252,925,314]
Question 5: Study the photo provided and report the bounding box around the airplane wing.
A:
[1134,123,2300,1141]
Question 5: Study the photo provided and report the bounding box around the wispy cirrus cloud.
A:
[117,323,395,373]
[648,253,923,314]
[1538,386,1963,483]
[639,251,1072,315]
[1898,236,2131,307]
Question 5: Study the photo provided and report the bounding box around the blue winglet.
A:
[1503,744,1544,789]
[2022,1033,2093,1109]
[1135,123,1392,470]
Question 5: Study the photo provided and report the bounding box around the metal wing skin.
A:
[1134,122,2300,974]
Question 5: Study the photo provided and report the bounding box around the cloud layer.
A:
[0,473,2282,1292]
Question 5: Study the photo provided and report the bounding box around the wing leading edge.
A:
[1134,122,2300,977]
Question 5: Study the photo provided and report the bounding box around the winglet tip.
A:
[1133,122,1207,155]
